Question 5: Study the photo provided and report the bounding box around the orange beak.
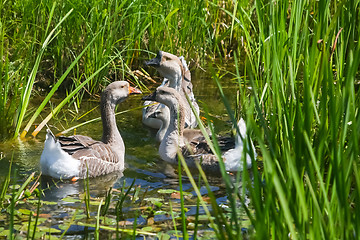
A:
[129,86,142,95]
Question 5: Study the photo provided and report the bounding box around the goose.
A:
[149,104,208,143]
[142,87,256,173]
[142,51,199,129]
[40,81,141,180]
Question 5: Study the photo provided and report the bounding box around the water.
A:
[0,64,250,238]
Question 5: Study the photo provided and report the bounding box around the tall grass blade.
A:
[169,200,179,240]
[21,31,100,138]
[177,152,221,239]
[95,199,103,240]
[32,57,115,137]
[14,7,73,138]
[31,193,41,240]
[177,159,188,240]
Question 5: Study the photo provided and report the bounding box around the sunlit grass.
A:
[0,0,359,239]
[1,0,240,140]
[184,0,360,239]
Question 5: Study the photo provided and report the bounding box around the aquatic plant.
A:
[182,0,360,239]
[1,0,239,140]
[0,0,359,239]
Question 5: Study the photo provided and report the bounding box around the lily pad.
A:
[156,232,171,240]
[154,210,168,215]
[36,226,62,233]
[0,229,10,237]
[144,197,163,208]
[18,208,33,215]
[158,189,177,194]
[61,197,81,203]
[141,226,154,232]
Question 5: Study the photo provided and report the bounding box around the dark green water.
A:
[0,64,250,238]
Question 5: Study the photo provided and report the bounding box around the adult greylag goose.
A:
[40,81,141,179]
[149,104,207,143]
[142,87,256,173]
[142,51,199,129]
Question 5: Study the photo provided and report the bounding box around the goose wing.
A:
[58,135,97,154]
[180,135,236,173]
[183,134,235,155]
[58,135,122,178]
[72,142,123,178]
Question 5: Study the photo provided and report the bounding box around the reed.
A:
[177,159,188,239]
[1,0,240,140]
[184,0,360,239]
[1,0,359,238]
[115,178,136,239]
[84,165,91,219]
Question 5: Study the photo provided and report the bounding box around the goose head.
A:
[101,81,141,144]
[142,86,186,136]
[101,81,142,105]
[145,51,183,90]
[149,104,169,121]
[142,86,181,109]
[148,104,170,142]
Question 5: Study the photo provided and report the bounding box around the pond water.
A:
[0,63,251,239]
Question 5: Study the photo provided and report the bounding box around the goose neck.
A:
[101,99,124,147]
[157,113,170,142]
[167,72,183,92]
[158,96,186,163]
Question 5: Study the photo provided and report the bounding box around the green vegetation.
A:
[1,0,233,139]
[185,0,360,239]
[1,0,360,239]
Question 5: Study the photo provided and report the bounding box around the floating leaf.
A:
[26,199,57,205]
[10,184,21,190]
[61,197,81,203]
[75,213,87,220]
[156,232,171,240]
[36,226,61,233]
[57,224,69,231]
[0,229,10,237]
[99,216,117,225]
[158,189,177,194]
[144,197,163,208]
[154,210,168,215]
[18,208,33,215]
[141,226,153,232]
[43,235,60,240]
[41,200,58,205]
[89,200,105,206]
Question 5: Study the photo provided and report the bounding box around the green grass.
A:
[1,0,240,139]
[1,0,360,239]
[182,0,360,239]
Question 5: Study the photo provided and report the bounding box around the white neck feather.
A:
[159,100,185,164]
[156,108,170,142]
[167,71,182,92]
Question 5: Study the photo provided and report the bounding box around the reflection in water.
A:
[40,171,124,202]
